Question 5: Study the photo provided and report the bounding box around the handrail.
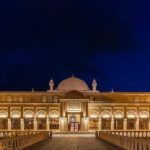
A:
[0,131,52,150]
[96,131,150,150]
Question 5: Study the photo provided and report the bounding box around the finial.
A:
[92,78,97,91]
[49,78,54,92]
[32,88,34,92]
[111,89,114,92]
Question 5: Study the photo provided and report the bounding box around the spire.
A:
[49,78,54,92]
[111,89,114,93]
[92,78,97,92]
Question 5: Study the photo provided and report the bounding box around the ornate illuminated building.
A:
[0,75,149,132]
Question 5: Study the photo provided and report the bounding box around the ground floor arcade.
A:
[0,110,149,132]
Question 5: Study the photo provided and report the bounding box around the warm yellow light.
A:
[24,114,33,118]
[115,114,123,118]
[139,111,149,118]
[102,114,111,118]
[12,115,20,118]
[50,115,59,118]
[139,115,148,118]
[127,111,136,118]
[127,114,136,118]
[0,115,7,118]
[38,114,46,118]
[90,115,98,118]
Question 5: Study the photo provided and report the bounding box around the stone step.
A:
[53,132,96,137]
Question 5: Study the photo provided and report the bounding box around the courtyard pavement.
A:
[25,137,122,150]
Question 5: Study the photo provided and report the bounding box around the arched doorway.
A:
[68,114,80,132]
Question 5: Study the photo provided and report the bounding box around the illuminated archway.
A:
[0,110,8,118]
[101,110,111,130]
[37,110,46,130]
[0,110,8,129]
[89,110,99,119]
[127,110,137,130]
[114,110,124,118]
[49,110,59,118]
[24,110,34,118]
[114,110,124,130]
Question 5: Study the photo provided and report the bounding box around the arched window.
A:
[89,110,99,130]
[139,110,149,130]
[49,110,59,130]
[37,110,46,130]
[101,110,111,130]
[127,110,137,118]
[49,110,59,118]
[114,110,124,118]
[11,110,21,118]
[0,110,8,129]
[114,110,124,130]
[37,110,46,118]
[24,110,34,130]
[24,110,34,118]
[127,110,137,130]
[11,110,21,130]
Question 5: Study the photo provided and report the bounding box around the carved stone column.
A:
[81,117,89,131]
[148,118,150,130]
[111,118,114,130]
[98,118,102,131]
[8,118,11,131]
[46,117,49,131]
[34,117,37,131]
[21,118,24,131]
[60,117,67,132]
[136,118,139,130]
[124,118,127,130]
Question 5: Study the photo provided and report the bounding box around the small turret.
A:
[49,78,54,92]
[92,78,97,91]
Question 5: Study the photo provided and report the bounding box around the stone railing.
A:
[0,131,52,138]
[96,131,150,150]
[0,131,52,150]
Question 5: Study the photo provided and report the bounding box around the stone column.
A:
[8,118,11,131]
[124,118,127,130]
[21,118,24,131]
[81,117,89,131]
[46,117,49,131]
[148,118,150,130]
[60,117,67,132]
[98,118,102,131]
[111,118,114,130]
[136,118,139,130]
[34,117,37,131]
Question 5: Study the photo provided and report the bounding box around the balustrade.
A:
[96,131,150,150]
[0,131,51,150]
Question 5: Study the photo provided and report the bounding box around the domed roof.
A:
[57,76,90,91]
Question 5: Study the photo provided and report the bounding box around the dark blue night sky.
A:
[0,0,149,91]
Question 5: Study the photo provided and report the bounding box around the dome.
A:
[57,76,90,91]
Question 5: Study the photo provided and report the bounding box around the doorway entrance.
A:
[70,122,79,132]
[68,114,80,132]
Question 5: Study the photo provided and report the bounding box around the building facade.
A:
[0,76,150,132]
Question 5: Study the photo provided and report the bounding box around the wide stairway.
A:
[25,132,121,150]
